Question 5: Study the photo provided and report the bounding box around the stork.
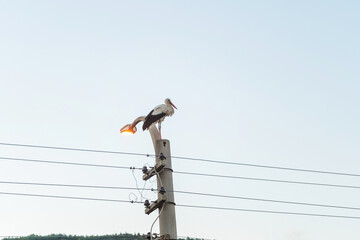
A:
[142,98,177,139]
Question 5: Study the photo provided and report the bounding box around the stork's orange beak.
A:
[170,101,177,109]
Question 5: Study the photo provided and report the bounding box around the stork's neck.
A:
[164,102,172,109]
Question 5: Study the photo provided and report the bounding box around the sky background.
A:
[0,1,359,239]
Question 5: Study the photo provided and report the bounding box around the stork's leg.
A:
[158,122,162,139]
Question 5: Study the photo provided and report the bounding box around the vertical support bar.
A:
[148,125,160,149]
[156,139,177,240]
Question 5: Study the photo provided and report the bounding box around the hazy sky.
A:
[0,1,359,240]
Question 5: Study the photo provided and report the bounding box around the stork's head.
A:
[165,98,177,109]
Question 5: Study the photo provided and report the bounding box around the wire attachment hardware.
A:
[158,234,170,240]
[142,166,149,174]
[159,187,166,195]
[145,195,166,215]
[159,153,166,160]
[143,161,166,181]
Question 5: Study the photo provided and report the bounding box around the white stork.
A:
[142,98,177,139]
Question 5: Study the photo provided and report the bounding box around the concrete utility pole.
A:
[121,122,177,240]
[155,138,177,239]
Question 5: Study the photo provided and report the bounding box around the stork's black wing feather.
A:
[142,110,166,130]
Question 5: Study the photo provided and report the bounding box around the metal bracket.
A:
[145,195,166,215]
[142,161,165,181]
[157,234,170,240]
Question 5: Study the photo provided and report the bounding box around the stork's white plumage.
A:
[142,98,177,139]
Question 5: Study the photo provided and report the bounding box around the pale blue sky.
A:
[0,1,359,240]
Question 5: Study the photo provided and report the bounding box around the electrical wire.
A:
[131,168,151,202]
[1,180,359,211]
[0,236,214,240]
[173,190,360,211]
[174,170,360,189]
[0,190,359,220]
[176,204,360,220]
[128,192,138,203]
[1,142,359,177]
[150,205,165,240]
[171,155,360,177]
[145,163,157,184]
[0,191,144,204]
[0,180,142,191]
[154,166,164,189]
[2,155,359,189]
[0,156,141,170]
[0,142,153,158]
[0,234,216,240]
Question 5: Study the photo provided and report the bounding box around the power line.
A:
[174,190,360,211]
[0,191,144,204]
[0,235,214,240]
[2,155,359,189]
[174,171,360,189]
[176,204,360,220]
[0,156,141,170]
[1,142,359,177]
[2,155,360,190]
[1,180,359,211]
[1,190,359,220]
[171,155,360,177]
[0,142,152,158]
[0,180,142,191]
